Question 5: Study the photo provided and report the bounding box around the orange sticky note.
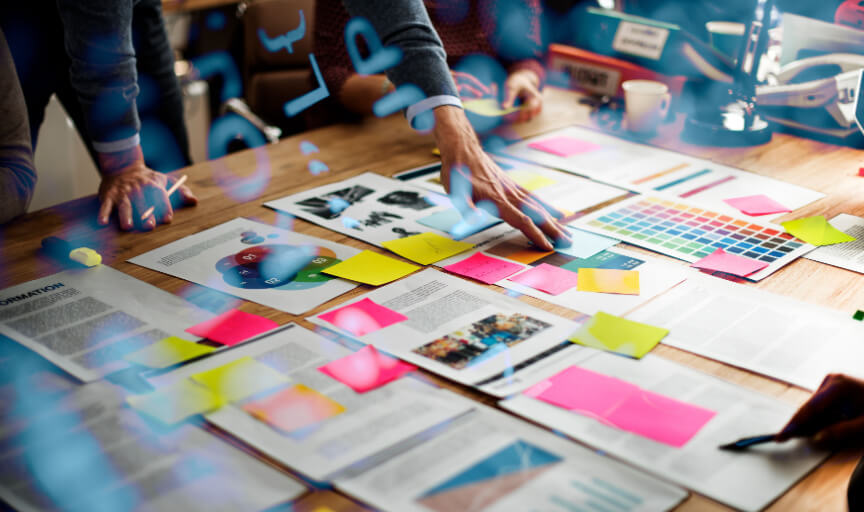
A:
[576,268,640,295]
[243,384,345,434]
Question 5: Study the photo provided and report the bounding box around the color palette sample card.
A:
[499,125,824,220]
[573,195,814,281]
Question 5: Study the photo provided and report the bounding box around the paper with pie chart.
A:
[129,218,360,314]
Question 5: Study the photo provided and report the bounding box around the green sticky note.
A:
[780,216,856,246]
[191,357,289,402]
[322,250,420,286]
[381,233,474,265]
[463,98,521,117]
[127,380,225,424]
[568,311,668,359]
[854,310,864,321]
[124,336,216,369]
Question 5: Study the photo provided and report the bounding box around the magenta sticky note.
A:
[318,298,408,337]
[691,248,768,277]
[318,345,416,393]
[508,263,579,295]
[606,390,716,447]
[444,252,523,284]
[527,136,602,157]
[723,195,791,216]
[526,366,635,417]
[185,309,278,346]
[525,366,715,448]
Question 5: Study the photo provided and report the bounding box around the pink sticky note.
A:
[526,366,715,448]
[185,309,278,346]
[606,390,716,447]
[318,298,408,337]
[318,345,417,393]
[526,366,635,417]
[444,252,523,284]
[508,263,579,295]
[691,248,768,277]
[723,195,790,216]
[528,136,602,157]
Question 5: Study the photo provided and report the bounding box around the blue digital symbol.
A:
[344,17,402,75]
[299,140,319,155]
[192,52,242,102]
[374,84,425,118]
[206,11,227,31]
[308,160,329,175]
[258,10,306,54]
[341,217,360,229]
[284,54,330,117]
[207,113,267,159]
[207,114,271,201]
[327,197,351,214]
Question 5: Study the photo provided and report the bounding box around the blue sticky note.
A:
[555,228,619,259]
[417,209,501,240]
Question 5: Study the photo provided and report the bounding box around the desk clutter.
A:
[6,124,864,511]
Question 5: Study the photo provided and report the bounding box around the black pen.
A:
[718,434,778,451]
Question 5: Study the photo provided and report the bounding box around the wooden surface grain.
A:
[2,86,861,510]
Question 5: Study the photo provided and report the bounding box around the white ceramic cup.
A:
[622,79,670,134]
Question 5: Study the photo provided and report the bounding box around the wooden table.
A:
[1,87,861,511]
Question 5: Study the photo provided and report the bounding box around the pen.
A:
[718,433,778,451]
[140,175,188,221]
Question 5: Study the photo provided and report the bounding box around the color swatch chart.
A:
[573,195,814,281]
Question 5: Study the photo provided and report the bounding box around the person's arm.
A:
[0,27,36,224]
[55,0,195,230]
[340,0,570,250]
[775,373,864,449]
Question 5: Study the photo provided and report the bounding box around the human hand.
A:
[433,106,571,251]
[451,71,497,100]
[502,69,542,122]
[776,373,864,450]
[97,147,197,231]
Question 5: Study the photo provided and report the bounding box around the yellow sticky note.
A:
[576,268,640,295]
[382,233,475,265]
[568,312,668,358]
[781,216,855,246]
[322,250,421,286]
[463,98,521,117]
[508,170,557,192]
[124,336,216,369]
[191,357,289,402]
[127,380,225,424]
[432,147,441,156]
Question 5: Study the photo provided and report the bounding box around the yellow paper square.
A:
[568,311,668,358]
[127,380,225,424]
[191,357,289,402]
[463,98,521,116]
[781,216,856,246]
[124,336,216,369]
[507,170,557,192]
[381,233,474,265]
[576,268,640,295]
[321,250,420,286]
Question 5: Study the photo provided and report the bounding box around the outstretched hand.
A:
[502,69,543,122]
[432,106,571,251]
[776,373,864,450]
[97,146,197,231]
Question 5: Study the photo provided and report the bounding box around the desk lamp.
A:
[683,0,774,146]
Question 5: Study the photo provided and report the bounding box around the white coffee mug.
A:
[622,80,670,134]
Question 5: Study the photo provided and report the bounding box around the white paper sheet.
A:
[804,213,864,273]
[627,273,864,390]
[438,236,690,316]
[0,383,306,512]
[336,398,688,512]
[500,125,824,221]
[500,352,828,512]
[399,157,629,215]
[129,218,358,314]
[0,266,213,382]
[307,269,586,397]
[148,324,474,482]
